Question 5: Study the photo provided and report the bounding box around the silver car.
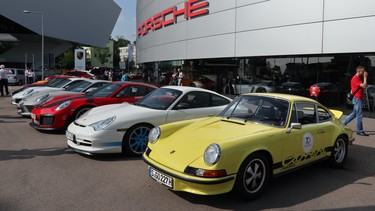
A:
[7,68,26,85]
[17,80,109,117]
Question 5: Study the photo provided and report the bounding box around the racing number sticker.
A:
[303,132,314,153]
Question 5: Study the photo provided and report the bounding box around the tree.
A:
[112,36,131,69]
[93,47,111,66]
[56,47,74,69]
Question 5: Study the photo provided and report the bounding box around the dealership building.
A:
[0,0,120,69]
[136,0,375,94]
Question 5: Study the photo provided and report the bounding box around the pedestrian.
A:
[25,68,35,84]
[0,64,12,96]
[169,68,178,85]
[177,69,184,86]
[108,69,113,81]
[342,66,369,136]
[104,69,109,80]
[121,70,128,81]
[309,84,320,101]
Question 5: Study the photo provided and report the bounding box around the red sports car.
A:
[30,82,157,131]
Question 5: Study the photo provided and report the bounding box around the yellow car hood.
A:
[149,117,275,172]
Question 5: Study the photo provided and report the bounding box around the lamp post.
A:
[23,10,44,80]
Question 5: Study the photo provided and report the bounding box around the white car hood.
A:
[75,103,164,127]
[23,91,77,103]
[13,87,60,99]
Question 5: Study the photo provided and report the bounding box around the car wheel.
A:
[233,153,270,200]
[330,136,348,168]
[74,107,92,120]
[17,79,23,86]
[123,124,152,156]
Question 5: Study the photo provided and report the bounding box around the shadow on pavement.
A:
[0,147,74,161]
[172,144,375,210]
[79,153,142,162]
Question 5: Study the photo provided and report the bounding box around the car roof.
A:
[161,85,218,93]
[113,81,157,87]
[242,93,317,103]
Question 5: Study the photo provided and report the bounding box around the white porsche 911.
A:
[66,86,232,156]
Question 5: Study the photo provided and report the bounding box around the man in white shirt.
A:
[25,68,35,84]
[0,64,12,96]
[177,69,184,86]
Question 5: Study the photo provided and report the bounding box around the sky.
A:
[111,0,137,42]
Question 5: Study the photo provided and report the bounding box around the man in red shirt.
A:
[342,66,369,136]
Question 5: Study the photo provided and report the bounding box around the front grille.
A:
[184,166,197,176]
[71,138,92,147]
[145,148,152,156]
[40,115,54,125]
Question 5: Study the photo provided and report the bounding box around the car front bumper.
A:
[66,122,124,155]
[142,153,236,195]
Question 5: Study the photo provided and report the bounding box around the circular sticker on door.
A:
[303,132,314,153]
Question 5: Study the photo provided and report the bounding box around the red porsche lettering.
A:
[137,0,209,38]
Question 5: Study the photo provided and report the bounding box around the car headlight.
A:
[55,100,71,111]
[36,94,49,103]
[204,144,221,165]
[24,89,34,95]
[89,116,116,131]
[148,127,161,144]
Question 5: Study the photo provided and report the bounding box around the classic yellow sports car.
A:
[143,93,354,200]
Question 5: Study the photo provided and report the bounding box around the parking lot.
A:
[0,88,374,211]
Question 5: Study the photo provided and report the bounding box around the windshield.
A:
[87,83,121,97]
[219,95,290,127]
[65,81,91,92]
[54,79,73,88]
[134,88,182,110]
[47,78,70,87]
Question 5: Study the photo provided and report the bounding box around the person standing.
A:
[342,66,369,136]
[108,69,113,81]
[104,69,109,80]
[177,69,184,86]
[25,68,35,84]
[0,65,12,96]
[121,70,128,81]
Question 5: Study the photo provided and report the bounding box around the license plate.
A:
[66,131,74,141]
[149,167,173,188]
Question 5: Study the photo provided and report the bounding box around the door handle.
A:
[317,129,325,134]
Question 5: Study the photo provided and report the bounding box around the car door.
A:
[281,102,322,170]
[315,106,336,156]
[166,91,217,123]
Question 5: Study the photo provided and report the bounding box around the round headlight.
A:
[204,144,221,165]
[148,127,161,144]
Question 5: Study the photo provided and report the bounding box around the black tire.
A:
[330,136,348,168]
[17,79,23,86]
[233,153,270,200]
[122,123,153,156]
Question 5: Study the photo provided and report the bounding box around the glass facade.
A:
[145,54,375,106]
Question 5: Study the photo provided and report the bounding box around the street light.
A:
[23,9,44,79]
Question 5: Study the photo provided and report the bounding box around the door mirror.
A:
[85,88,96,93]
[175,103,190,110]
[286,123,302,133]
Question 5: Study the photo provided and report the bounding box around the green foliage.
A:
[93,47,111,66]
[112,36,131,69]
[57,48,74,69]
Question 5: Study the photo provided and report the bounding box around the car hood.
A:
[23,91,76,103]
[149,117,276,172]
[75,103,157,126]
[13,87,60,99]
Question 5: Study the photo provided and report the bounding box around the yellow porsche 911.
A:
[143,93,354,200]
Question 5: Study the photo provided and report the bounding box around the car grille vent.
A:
[145,148,152,156]
[184,166,197,176]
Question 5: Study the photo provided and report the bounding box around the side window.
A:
[294,103,317,125]
[211,94,230,107]
[178,91,210,109]
[317,107,331,122]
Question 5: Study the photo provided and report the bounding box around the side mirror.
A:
[85,88,96,93]
[286,123,302,133]
[175,103,190,110]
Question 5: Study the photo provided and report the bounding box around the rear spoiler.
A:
[330,109,343,119]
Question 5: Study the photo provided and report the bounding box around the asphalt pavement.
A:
[0,88,374,211]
